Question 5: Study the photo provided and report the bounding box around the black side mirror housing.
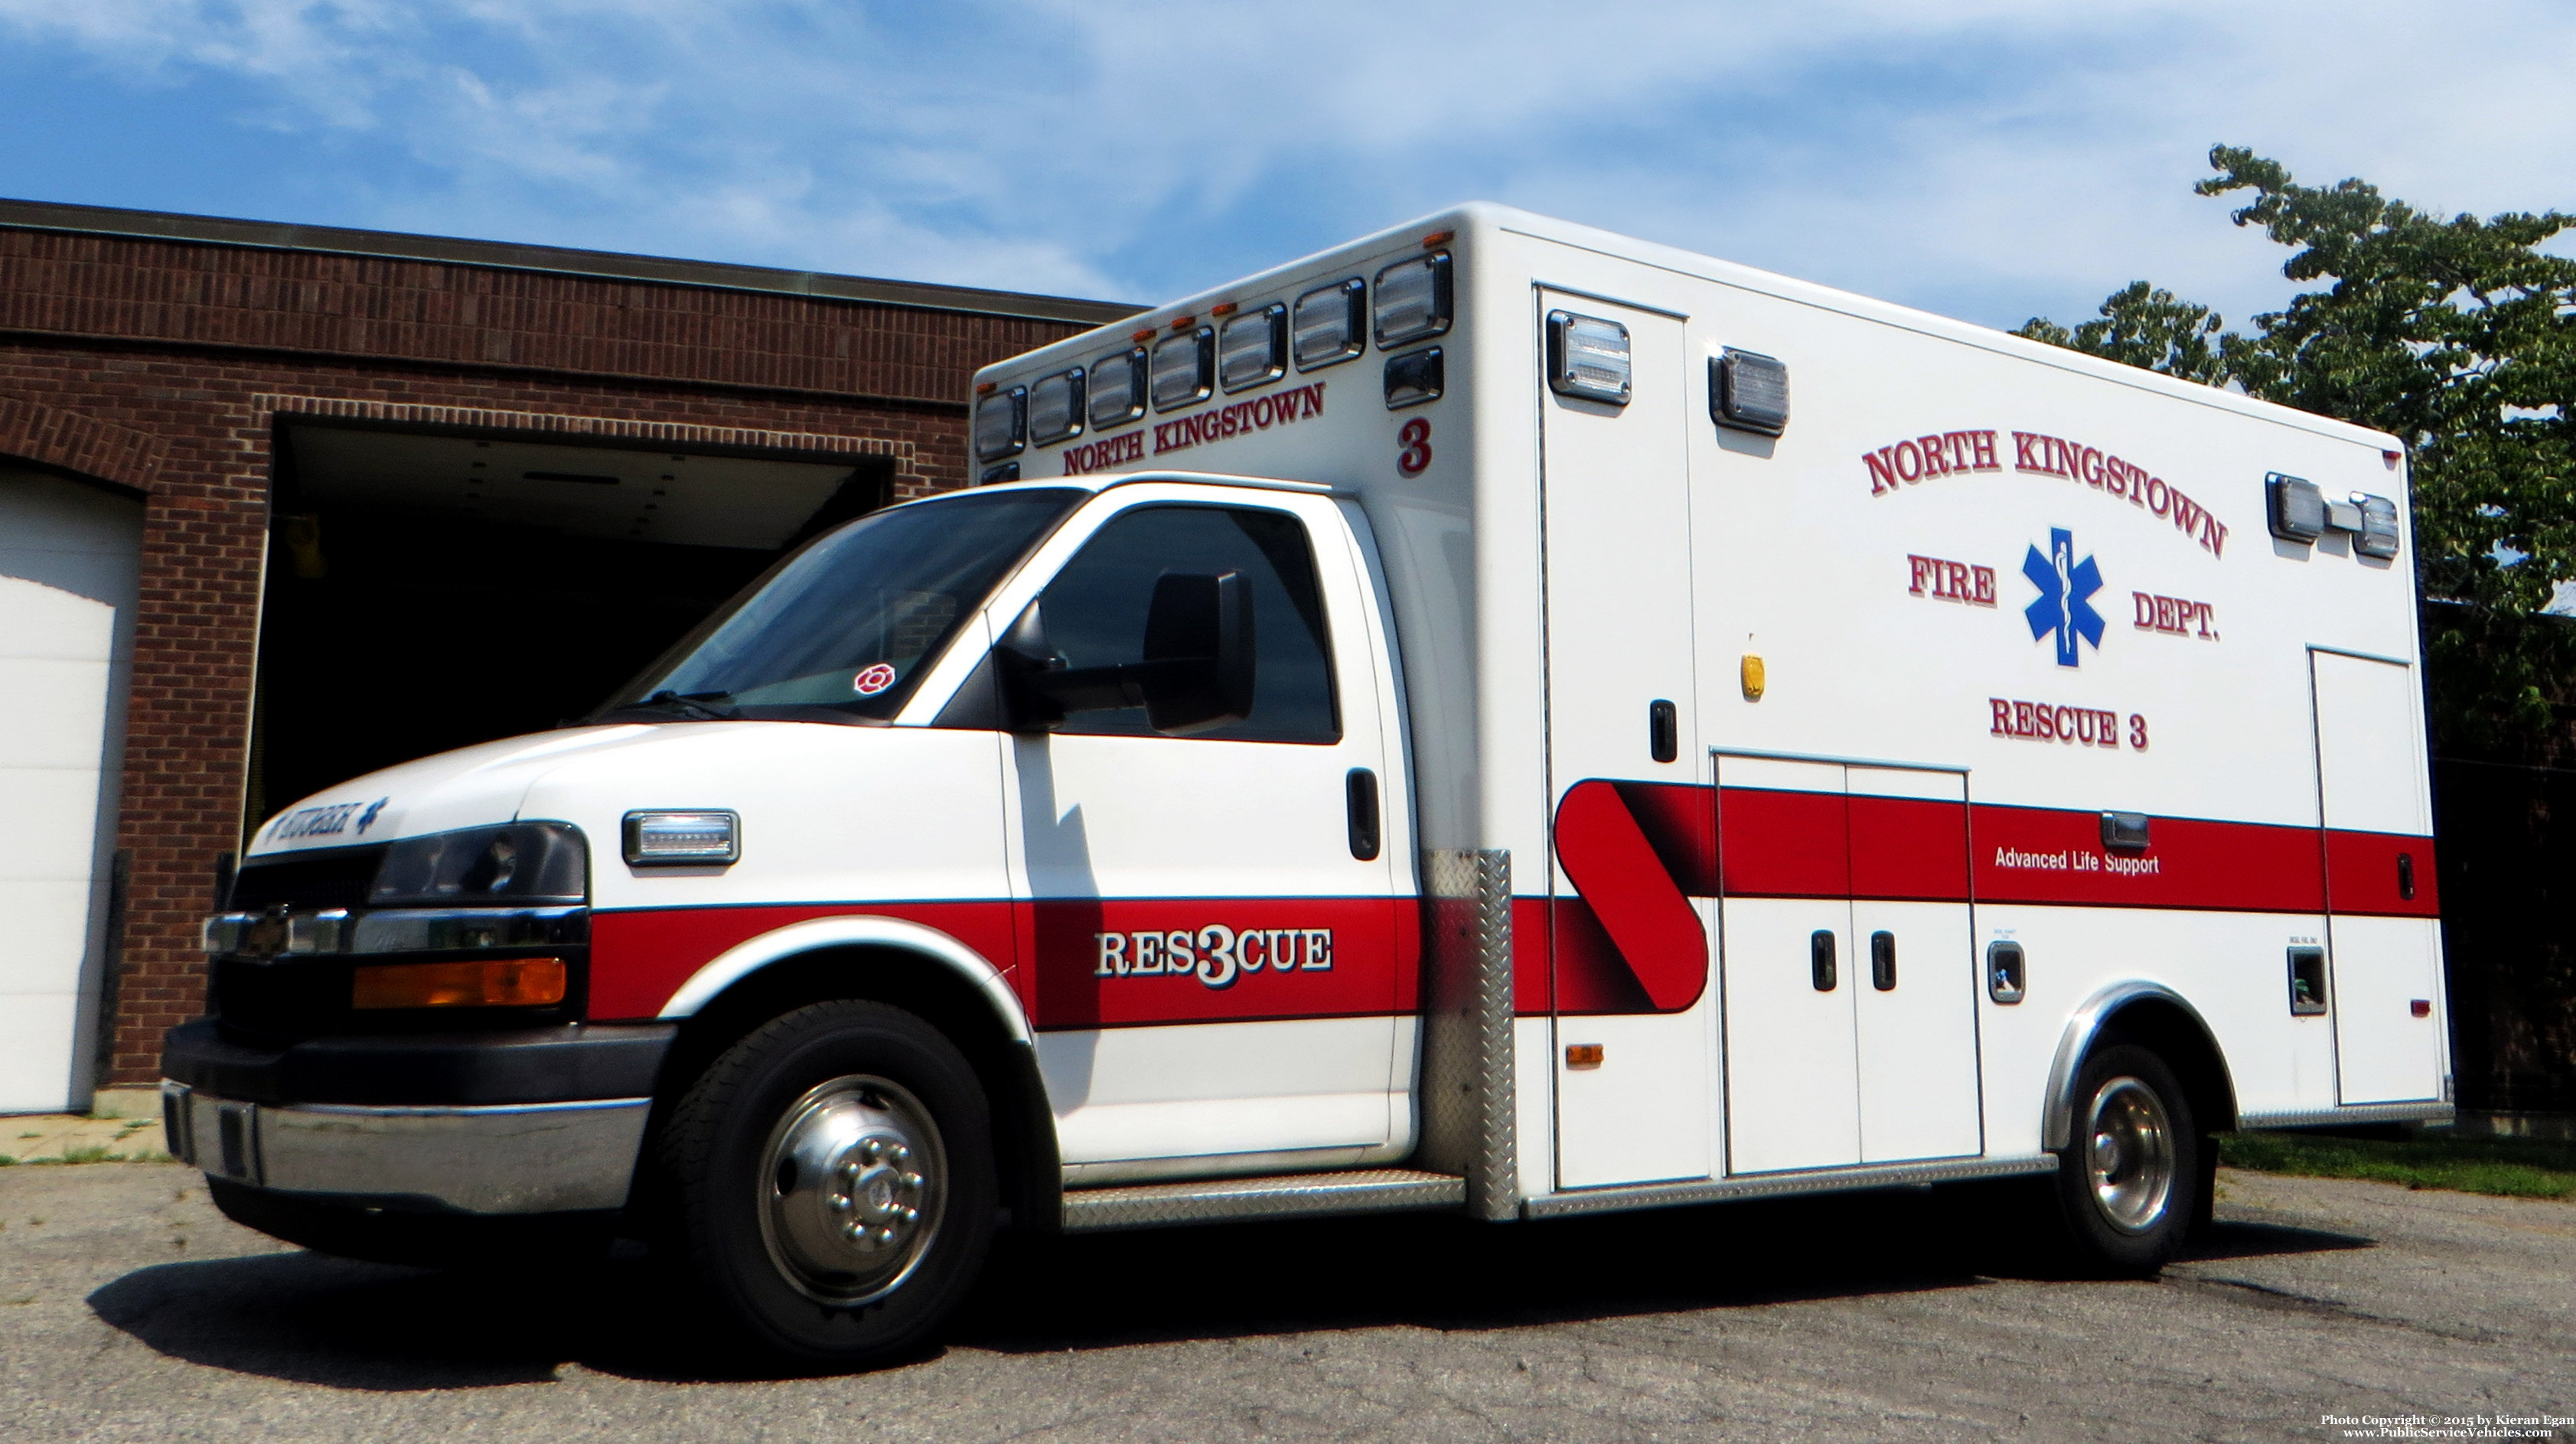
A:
[997,572,1255,737]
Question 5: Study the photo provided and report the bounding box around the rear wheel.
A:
[660,999,996,1367]
[2051,1042,2199,1277]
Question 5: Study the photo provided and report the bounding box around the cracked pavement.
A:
[1,1162,2568,1442]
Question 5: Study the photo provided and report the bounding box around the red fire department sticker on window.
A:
[851,663,898,696]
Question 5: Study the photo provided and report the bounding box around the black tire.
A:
[2050,1041,2199,1277]
[658,999,997,1367]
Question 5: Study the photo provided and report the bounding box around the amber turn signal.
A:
[353,957,567,1010]
[1564,1044,1605,1070]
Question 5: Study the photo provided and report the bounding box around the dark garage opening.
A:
[246,422,892,829]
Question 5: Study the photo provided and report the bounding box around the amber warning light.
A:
[353,957,567,1010]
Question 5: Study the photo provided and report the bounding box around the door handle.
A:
[1345,768,1381,861]
[1870,930,1896,991]
[1810,930,1837,991]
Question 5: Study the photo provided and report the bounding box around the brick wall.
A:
[0,226,1100,1084]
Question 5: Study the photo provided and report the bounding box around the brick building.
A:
[0,199,1134,1110]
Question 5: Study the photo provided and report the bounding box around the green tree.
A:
[2016,146,2576,758]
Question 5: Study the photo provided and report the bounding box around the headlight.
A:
[369,823,589,906]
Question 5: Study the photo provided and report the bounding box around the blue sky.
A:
[0,2,2569,334]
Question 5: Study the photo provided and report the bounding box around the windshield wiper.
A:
[634,689,739,721]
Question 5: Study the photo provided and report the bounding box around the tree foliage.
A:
[2015,146,2576,757]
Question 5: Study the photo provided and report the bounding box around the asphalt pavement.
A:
[1,1160,2568,1442]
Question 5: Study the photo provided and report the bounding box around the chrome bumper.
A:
[161,1081,649,1215]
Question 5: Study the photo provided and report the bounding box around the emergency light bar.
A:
[1219,303,1288,393]
[973,386,1026,461]
[1028,369,1085,445]
[1293,278,1366,370]
[1088,346,1148,429]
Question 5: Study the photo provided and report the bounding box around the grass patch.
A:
[2222,1129,2576,1201]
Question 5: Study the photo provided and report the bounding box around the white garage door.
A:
[0,466,142,1113]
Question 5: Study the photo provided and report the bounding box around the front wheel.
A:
[659,999,997,1367]
[2050,1042,2200,1277]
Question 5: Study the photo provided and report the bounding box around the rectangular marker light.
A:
[1374,253,1453,347]
[1028,368,1085,445]
[1087,347,1147,429]
[1218,303,1287,392]
[1293,278,1366,370]
[623,810,740,865]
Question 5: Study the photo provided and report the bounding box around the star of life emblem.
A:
[2023,527,2105,667]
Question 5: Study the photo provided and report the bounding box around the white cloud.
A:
[2,0,2570,323]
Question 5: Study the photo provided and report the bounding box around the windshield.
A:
[602,487,1084,723]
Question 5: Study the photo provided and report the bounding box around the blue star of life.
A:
[2023,527,2105,667]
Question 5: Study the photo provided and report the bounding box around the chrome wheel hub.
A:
[758,1074,944,1306]
[2083,1075,2174,1234]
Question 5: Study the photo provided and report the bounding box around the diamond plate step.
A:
[1059,1168,1466,1232]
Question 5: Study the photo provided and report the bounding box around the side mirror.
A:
[998,572,1256,736]
[1137,571,1254,735]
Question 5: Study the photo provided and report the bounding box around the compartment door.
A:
[2310,649,2444,1105]
[1537,292,1712,1189]
[1847,766,1981,1163]
[1716,755,1859,1174]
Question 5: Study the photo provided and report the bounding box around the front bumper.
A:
[162,1084,651,1214]
[159,1018,674,1216]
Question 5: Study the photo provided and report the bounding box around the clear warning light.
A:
[623,810,740,865]
[1546,311,1632,405]
[1714,349,1789,435]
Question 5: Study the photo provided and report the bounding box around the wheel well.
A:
[2095,997,2238,1136]
[643,946,1059,1234]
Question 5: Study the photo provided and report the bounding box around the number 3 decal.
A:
[1397,418,1433,476]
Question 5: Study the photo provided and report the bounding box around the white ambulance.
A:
[168,204,2450,1366]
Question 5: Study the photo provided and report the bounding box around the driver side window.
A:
[1039,504,1339,743]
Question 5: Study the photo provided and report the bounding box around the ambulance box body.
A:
[168,205,2445,1365]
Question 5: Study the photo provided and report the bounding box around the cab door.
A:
[1003,488,1408,1181]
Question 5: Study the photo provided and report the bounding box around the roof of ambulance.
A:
[974,200,2402,455]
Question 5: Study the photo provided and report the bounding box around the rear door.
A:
[2309,648,2444,1104]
